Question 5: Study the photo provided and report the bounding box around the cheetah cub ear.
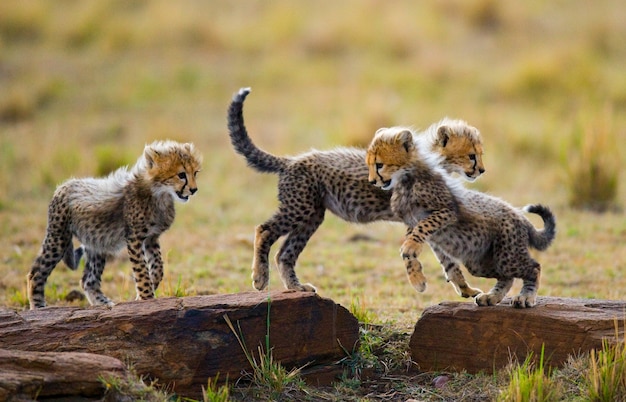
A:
[143,146,161,170]
[436,126,451,148]
[375,127,389,135]
[182,143,203,164]
[397,130,414,153]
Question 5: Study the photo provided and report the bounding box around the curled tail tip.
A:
[233,87,251,102]
[524,204,556,224]
[522,204,536,213]
[524,203,557,249]
[523,204,551,214]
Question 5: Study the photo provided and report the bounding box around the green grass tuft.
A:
[99,366,171,402]
[223,308,306,398]
[584,325,626,402]
[349,295,378,324]
[7,286,29,308]
[199,375,230,402]
[499,345,562,402]
[158,274,195,298]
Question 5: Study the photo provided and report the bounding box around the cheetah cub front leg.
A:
[127,235,157,300]
[401,238,427,292]
[251,225,272,291]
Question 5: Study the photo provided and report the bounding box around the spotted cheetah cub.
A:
[366,128,556,308]
[228,87,485,294]
[27,140,202,309]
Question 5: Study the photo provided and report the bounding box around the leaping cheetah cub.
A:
[228,87,486,295]
[366,128,556,308]
[27,140,202,309]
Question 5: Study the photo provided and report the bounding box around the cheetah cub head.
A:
[366,129,416,190]
[366,120,486,190]
[432,119,485,182]
[142,140,203,202]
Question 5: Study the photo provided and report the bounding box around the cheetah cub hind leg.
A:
[432,247,482,298]
[446,265,482,298]
[83,287,116,307]
[80,252,115,308]
[274,252,317,293]
[512,268,541,308]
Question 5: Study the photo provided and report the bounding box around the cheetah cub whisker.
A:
[366,128,556,308]
[228,87,485,294]
[27,140,202,309]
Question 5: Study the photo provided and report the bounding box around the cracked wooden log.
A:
[410,296,626,374]
[0,291,359,398]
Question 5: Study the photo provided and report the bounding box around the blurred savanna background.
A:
[1,0,625,323]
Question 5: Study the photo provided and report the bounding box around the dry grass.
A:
[1,1,626,400]
[566,105,621,212]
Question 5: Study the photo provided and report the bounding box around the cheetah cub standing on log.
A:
[27,140,202,309]
[366,128,556,308]
[228,87,486,295]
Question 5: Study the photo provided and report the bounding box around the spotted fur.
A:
[27,140,202,309]
[227,87,485,293]
[367,130,556,308]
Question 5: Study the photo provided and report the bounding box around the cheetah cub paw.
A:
[474,292,504,307]
[405,258,427,292]
[290,283,317,293]
[459,286,483,298]
[252,269,269,291]
[93,298,115,308]
[512,293,537,308]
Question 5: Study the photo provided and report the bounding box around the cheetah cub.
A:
[27,140,202,309]
[228,87,485,294]
[366,128,556,308]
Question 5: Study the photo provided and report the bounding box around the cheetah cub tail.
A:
[232,87,251,102]
[523,204,556,251]
[227,87,290,174]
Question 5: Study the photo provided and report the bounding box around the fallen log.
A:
[0,348,126,401]
[0,291,359,398]
[410,296,626,373]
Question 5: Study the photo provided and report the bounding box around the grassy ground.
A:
[1,1,625,400]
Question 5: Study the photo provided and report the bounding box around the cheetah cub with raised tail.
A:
[228,87,486,295]
[367,128,556,308]
[27,140,202,309]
